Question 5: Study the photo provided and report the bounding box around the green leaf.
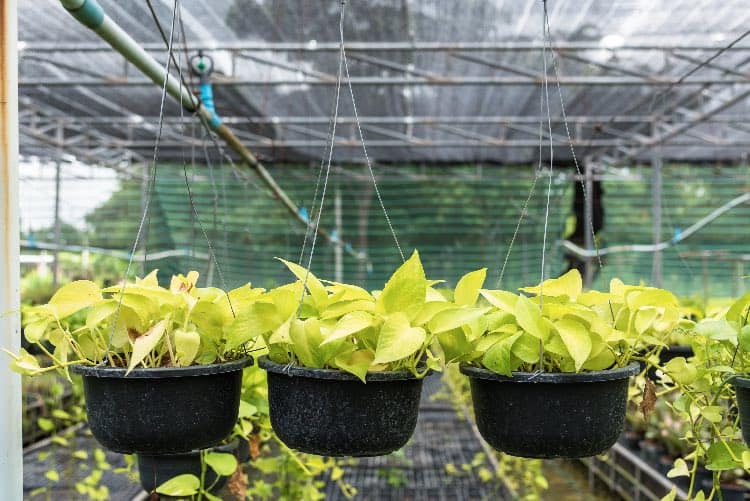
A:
[694,319,737,341]
[277,258,328,308]
[454,268,487,306]
[24,318,50,343]
[428,307,488,335]
[626,288,677,310]
[412,301,455,326]
[739,325,750,353]
[320,299,375,320]
[173,329,200,366]
[47,280,102,319]
[663,357,698,385]
[511,332,541,365]
[727,291,750,323]
[437,329,473,362]
[375,251,427,316]
[634,308,658,334]
[555,318,592,372]
[482,332,522,376]
[334,349,374,382]
[519,269,582,300]
[373,312,426,364]
[126,319,167,374]
[700,406,723,423]
[38,417,55,432]
[224,302,282,350]
[289,318,326,368]
[204,451,238,476]
[155,473,200,497]
[320,311,373,346]
[514,295,549,342]
[706,441,747,471]
[45,470,60,482]
[666,458,689,478]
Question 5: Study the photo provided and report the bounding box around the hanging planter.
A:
[460,363,639,458]
[260,356,427,457]
[137,439,239,493]
[8,271,262,455]
[72,358,251,455]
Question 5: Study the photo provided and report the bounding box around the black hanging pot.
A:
[259,356,426,457]
[71,357,253,455]
[460,362,640,458]
[137,439,239,493]
[730,376,750,445]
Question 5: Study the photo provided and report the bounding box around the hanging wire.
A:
[105,0,179,361]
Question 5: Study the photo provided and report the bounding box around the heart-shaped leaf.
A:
[373,313,426,364]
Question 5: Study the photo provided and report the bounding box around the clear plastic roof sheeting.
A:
[18,0,750,165]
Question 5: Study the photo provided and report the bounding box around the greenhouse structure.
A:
[3,0,750,499]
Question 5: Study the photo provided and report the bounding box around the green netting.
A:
[28,162,750,299]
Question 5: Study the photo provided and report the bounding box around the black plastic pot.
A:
[71,357,252,455]
[259,356,426,457]
[731,376,750,446]
[138,440,238,493]
[460,362,640,459]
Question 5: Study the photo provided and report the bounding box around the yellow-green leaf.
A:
[155,473,200,497]
[47,280,102,319]
[204,451,238,476]
[6,348,42,375]
[555,318,592,372]
[514,295,549,342]
[373,312,426,364]
[428,307,489,335]
[454,268,487,306]
[320,311,373,346]
[173,329,200,366]
[519,269,582,300]
[320,299,375,320]
[375,251,427,315]
[277,258,328,308]
[479,290,517,312]
[482,332,522,376]
[664,357,698,385]
[666,458,689,478]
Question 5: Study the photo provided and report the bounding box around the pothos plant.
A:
[7,270,263,377]
[657,292,750,501]
[226,250,487,380]
[451,268,685,375]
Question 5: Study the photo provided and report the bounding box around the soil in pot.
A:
[71,357,252,455]
[138,440,238,493]
[459,362,640,459]
[259,356,426,457]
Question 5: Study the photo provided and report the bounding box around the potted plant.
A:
[248,251,483,456]
[7,270,257,455]
[459,270,682,458]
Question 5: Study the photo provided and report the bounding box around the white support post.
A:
[0,0,24,495]
[651,122,663,287]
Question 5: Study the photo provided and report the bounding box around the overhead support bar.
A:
[59,0,364,261]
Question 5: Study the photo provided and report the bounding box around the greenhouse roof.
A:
[18,0,750,167]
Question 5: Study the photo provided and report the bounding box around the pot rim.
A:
[258,355,427,382]
[729,375,750,389]
[459,361,640,383]
[70,356,253,379]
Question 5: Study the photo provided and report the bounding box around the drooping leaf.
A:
[204,451,238,476]
[334,349,374,382]
[126,320,167,374]
[375,251,427,316]
[454,268,487,306]
[437,328,473,362]
[155,473,200,497]
[479,290,517,312]
[6,348,42,376]
[373,312,426,364]
[554,318,592,372]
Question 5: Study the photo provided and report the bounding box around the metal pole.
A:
[334,184,343,283]
[52,123,63,288]
[651,123,663,287]
[583,158,595,288]
[0,0,24,494]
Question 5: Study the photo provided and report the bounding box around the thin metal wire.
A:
[341,24,405,263]
[105,0,179,360]
[296,0,346,312]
